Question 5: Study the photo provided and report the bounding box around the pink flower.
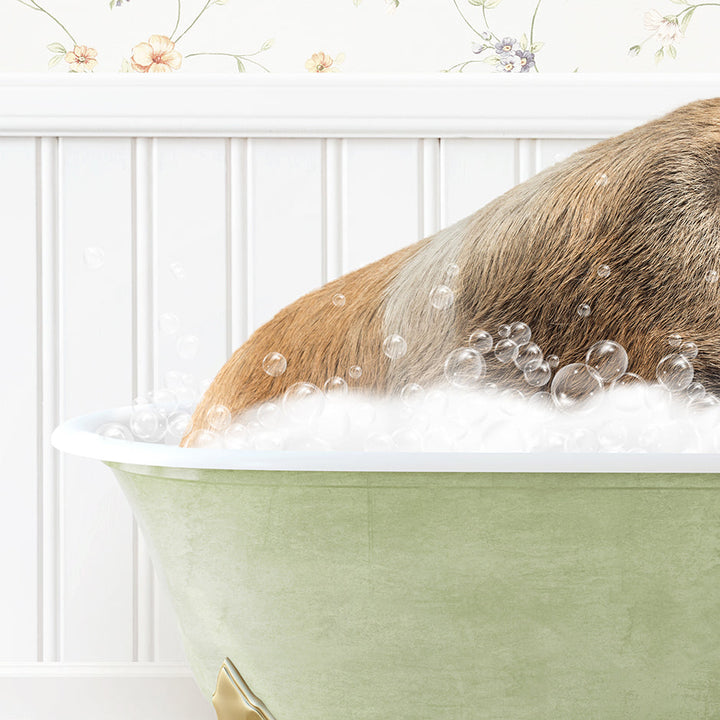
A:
[64,45,98,72]
[305,51,344,73]
[644,10,683,48]
[131,35,182,73]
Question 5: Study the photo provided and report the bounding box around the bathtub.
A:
[53,407,720,719]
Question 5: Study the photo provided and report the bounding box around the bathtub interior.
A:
[53,409,720,719]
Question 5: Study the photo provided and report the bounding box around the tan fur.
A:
[185,98,720,443]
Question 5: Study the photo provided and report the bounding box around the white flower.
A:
[644,9,683,48]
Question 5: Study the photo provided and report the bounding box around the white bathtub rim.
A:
[49,407,720,474]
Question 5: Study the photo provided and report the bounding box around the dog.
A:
[183,98,720,444]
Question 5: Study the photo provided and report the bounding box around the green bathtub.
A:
[54,409,720,720]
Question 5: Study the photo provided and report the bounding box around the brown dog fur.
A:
[184,98,720,443]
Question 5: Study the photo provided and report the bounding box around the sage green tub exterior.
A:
[54,410,720,719]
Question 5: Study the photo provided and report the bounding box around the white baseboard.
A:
[0,664,215,720]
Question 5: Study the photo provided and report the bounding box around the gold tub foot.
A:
[212,658,277,720]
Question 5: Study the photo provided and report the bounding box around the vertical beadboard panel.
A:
[248,138,323,331]
[154,138,228,661]
[537,138,601,170]
[419,138,441,238]
[228,138,250,350]
[439,139,517,227]
[322,138,344,283]
[344,139,420,273]
[59,138,134,661]
[0,139,38,661]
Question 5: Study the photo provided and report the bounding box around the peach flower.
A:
[64,45,98,73]
[305,51,343,73]
[131,35,182,73]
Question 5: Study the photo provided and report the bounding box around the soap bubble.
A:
[364,433,394,452]
[170,262,186,280]
[349,365,363,379]
[206,404,231,431]
[564,428,599,452]
[187,429,222,448]
[551,363,603,411]
[130,405,164,440]
[163,370,184,389]
[166,411,192,440]
[323,376,348,396]
[254,431,283,451]
[283,382,325,423]
[611,372,646,390]
[151,389,178,415]
[509,322,531,346]
[547,354,560,369]
[176,334,199,360]
[680,341,698,360]
[444,263,460,284]
[175,385,197,409]
[444,347,486,388]
[332,293,346,307]
[668,333,682,348]
[429,285,454,310]
[224,423,250,449]
[595,173,608,187]
[494,339,519,364]
[687,382,706,402]
[257,401,281,428]
[383,334,407,360]
[598,421,627,451]
[656,353,694,392]
[469,330,493,354]
[576,303,591,318]
[585,340,628,383]
[400,382,425,407]
[524,360,552,387]
[498,324,511,338]
[705,269,719,284]
[97,422,133,441]
[514,342,543,371]
[392,427,423,451]
[610,373,647,412]
[262,352,287,377]
[83,246,105,270]
[159,313,180,335]
[596,264,611,278]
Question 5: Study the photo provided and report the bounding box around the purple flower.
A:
[495,53,521,72]
[494,37,518,55]
[471,41,490,54]
[515,49,535,72]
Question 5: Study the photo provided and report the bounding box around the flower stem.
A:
[184,51,270,71]
[451,0,483,37]
[174,0,213,43]
[25,0,77,45]
[444,59,485,72]
[170,0,182,40]
[529,0,541,47]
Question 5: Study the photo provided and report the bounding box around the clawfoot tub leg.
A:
[212,658,277,720]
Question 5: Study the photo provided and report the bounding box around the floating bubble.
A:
[254,431,283,451]
[687,382,706,402]
[166,411,192,440]
[514,342,543,371]
[609,372,647,412]
[130,405,163,440]
[174,386,196,409]
[323,376,348,396]
[187,428,222,448]
[494,338,519,364]
[524,360,552,387]
[585,340,628,383]
[429,285,454,310]
[383,334,407,360]
[170,261,186,280]
[469,330,493,354]
[576,303,591,318]
[159,313,180,336]
[680,341,698,360]
[257,401,281,429]
[547,354,560,369]
[176,334,199,360]
[151,389,178,414]
[444,262,460,283]
[332,293,346,307]
[668,333,682,348]
[349,365,363,379]
[705,269,719,284]
[498,324,511,338]
[596,264,611,278]
[392,427,423,451]
[656,353,694,392]
[206,404,231,431]
[97,422,133,441]
[598,421,627,451]
[283,382,325,423]
[164,370,184,389]
[224,422,250,449]
[509,322,531,346]
[551,363,603,411]
[262,352,287,377]
[444,347,486,388]
[611,372,646,390]
[566,428,600,452]
[83,246,105,270]
[364,432,394,452]
[400,382,425,407]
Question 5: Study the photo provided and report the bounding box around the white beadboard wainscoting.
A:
[1,74,719,719]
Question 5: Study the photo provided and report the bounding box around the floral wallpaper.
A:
[1,0,717,73]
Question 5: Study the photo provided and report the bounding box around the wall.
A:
[1,0,717,74]
[1,76,719,718]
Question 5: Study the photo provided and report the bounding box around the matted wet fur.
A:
[183,98,720,443]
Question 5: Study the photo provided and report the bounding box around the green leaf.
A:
[48,54,64,69]
[235,57,246,72]
[467,0,484,6]
[519,33,528,50]
[680,7,695,32]
[119,58,132,72]
[628,44,641,56]
[261,38,274,51]
[668,44,677,59]
[47,42,66,53]
[531,41,544,52]
[669,0,687,4]
[483,0,503,7]
[654,46,665,63]
[483,55,500,64]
